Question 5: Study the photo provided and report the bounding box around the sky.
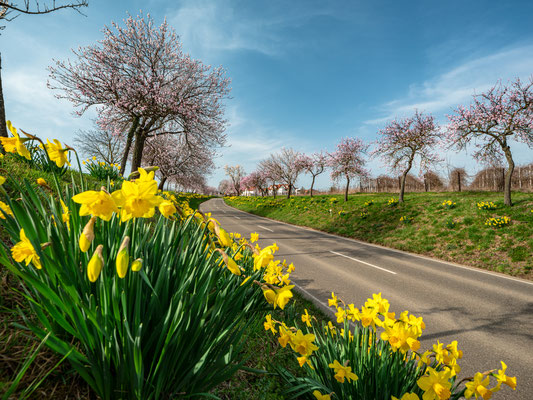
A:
[2,0,533,190]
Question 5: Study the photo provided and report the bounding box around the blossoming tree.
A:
[143,133,215,190]
[300,151,327,197]
[447,77,533,206]
[267,148,306,199]
[48,13,230,174]
[241,171,268,196]
[328,137,368,202]
[373,111,440,203]
[224,164,246,196]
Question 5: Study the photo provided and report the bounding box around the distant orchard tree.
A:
[448,167,468,192]
[258,157,283,198]
[447,77,533,206]
[241,171,268,196]
[224,165,245,196]
[218,179,234,196]
[422,170,445,192]
[328,137,368,202]
[300,151,327,197]
[267,147,306,199]
[49,13,230,175]
[373,110,440,203]
[74,127,124,165]
[143,134,215,190]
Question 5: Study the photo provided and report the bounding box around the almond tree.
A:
[267,147,306,199]
[373,111,440,203]
[447,77,533,206]
[143,133,215,190]
[328,137,368,202]
[300,151,327,197]
[259,157,281,198]
[241,171,268,196]
[224,164,245,196]
[48,13,230,174]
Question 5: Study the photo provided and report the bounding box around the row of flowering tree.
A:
[233,76,533,206]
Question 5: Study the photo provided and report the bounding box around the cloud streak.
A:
[365,45,533,125]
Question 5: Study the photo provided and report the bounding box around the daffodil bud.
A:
[88,245,104,282]
[37,178,48,187]
[79,216,97,253]
[116,236,130,279]
[131,258,143,272]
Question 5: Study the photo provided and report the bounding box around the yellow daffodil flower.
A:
[264,314,277,334]
[328,292,338,307]
[464,372,492,400]
[262,284,294,309]
[159,200,177,218]
[112,174,162,221]
[328,359,358,383]
[301,309,312,327]
[277,323,294,348]
[493,361,516,391]
[45,139,71,167]
[60,199,70,229]
[289,330,318,357]
[72,189,118,221]
[417,367,452,400]
[11,228,41,269]
[1,121,31,160]
[392,394,421,400]
[0,175,5,185]
[313,391,331,400]
[0,200,14,219]
[250,232,259,243]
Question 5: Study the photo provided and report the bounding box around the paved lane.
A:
[201,198,533,399]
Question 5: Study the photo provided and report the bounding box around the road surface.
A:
[200,198,533,399]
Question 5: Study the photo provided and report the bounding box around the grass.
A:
[210,293,331,399]
[225,191,533,279]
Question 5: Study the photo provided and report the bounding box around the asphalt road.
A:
[200,197,533,399]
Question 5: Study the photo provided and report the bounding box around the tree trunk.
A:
[399,171,408,203]
[344,176,350,202]
[120,116,140,175]
[398,176,401,191]
[130,128,146,174]
[287,184,292,199]
[0,54,8,150]
[310,175,316,197]
[272,182,276,198]
[158,176,167,191]
[457,171,461,192]
[424,177,428,192]
[503,146,515,206]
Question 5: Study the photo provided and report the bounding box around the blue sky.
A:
[2,0,533,189]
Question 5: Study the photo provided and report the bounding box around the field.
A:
[225,191,533,279]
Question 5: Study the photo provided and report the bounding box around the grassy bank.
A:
[225,191,533,279]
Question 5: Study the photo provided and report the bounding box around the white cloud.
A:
[365,45,533,125]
